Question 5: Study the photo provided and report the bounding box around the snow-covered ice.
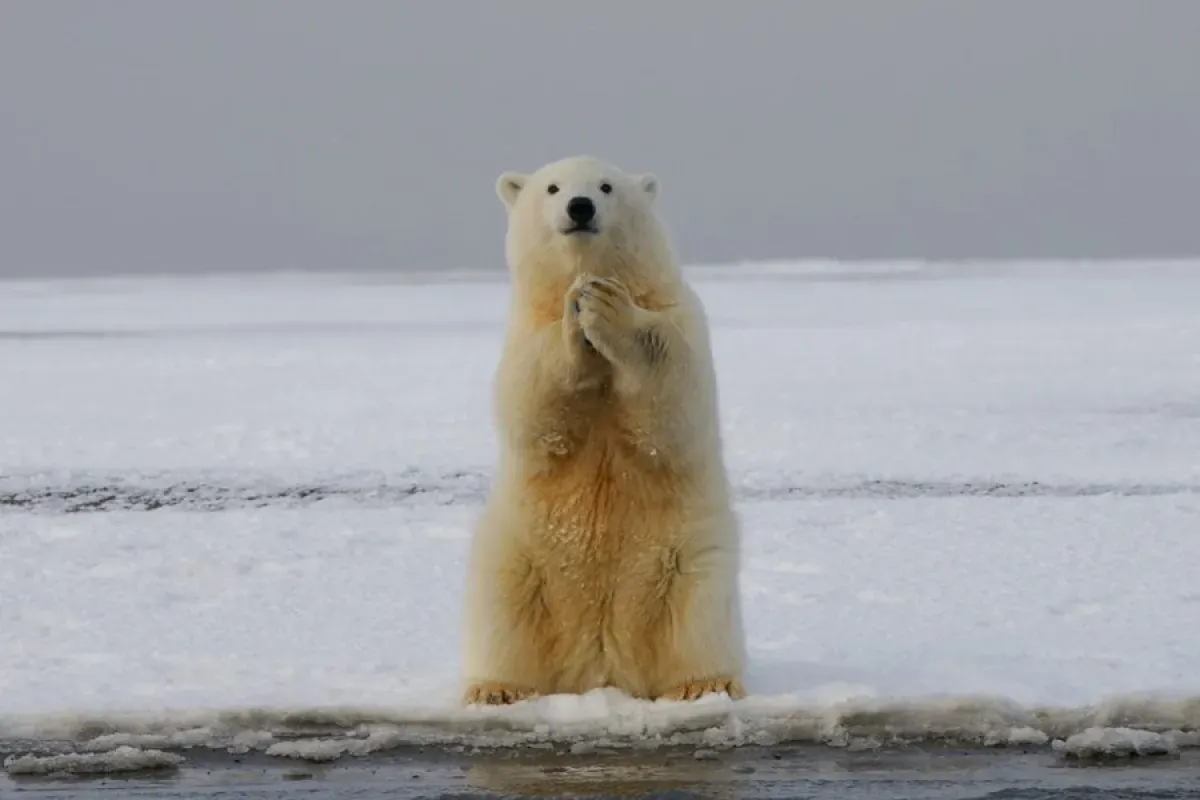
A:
[3,745,183,776]
[2,260,1200,764]
[1053,727,1180,762]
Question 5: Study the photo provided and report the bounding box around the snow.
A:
[2,260,1200,763]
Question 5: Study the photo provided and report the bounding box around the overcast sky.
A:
[2,1,1198,278]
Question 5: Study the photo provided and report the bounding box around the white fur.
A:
[460,155,746,706]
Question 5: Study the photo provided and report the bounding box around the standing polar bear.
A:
[460,155,746,706]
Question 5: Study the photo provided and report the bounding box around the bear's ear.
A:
[636,173,660,203]
[496,172,528,209]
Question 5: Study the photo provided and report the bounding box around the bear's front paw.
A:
[571,275,639,351]
[658,676,746,703]
[463,681,538,707]
[562,278,596,357]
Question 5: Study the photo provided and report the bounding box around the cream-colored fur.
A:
[461,155,746,705]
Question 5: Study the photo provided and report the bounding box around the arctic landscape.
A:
[2,260,1199,779]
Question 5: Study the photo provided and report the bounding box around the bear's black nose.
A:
[566,196,596,225]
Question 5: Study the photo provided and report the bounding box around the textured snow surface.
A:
[3,260,1200,760]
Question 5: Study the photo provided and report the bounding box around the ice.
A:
[4,745,183,776]
[2,260,1200,760]
[1053,727,1179,761]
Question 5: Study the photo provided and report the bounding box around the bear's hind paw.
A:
[659,676,746,703]
[463,681,538,707]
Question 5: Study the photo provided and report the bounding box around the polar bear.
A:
[460,155,746,706]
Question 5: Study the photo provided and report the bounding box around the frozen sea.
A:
[2,260,1200,797]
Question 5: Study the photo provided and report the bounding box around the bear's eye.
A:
[546,184,559,195]
[600,182,613,194]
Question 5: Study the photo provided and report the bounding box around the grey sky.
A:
[2,1,1199,278]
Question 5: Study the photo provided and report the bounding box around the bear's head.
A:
[495,156,676,295]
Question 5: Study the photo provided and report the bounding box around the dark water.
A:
[5,745,1200,800]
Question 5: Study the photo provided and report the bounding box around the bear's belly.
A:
[522,437,684,572]
[519,439,686,696]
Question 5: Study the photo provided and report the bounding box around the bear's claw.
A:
[463,682,538,706]
[659,676,746,702]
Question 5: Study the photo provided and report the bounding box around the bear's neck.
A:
[512,248,678,328]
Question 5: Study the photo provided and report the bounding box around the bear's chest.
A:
[540,383,664,461]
